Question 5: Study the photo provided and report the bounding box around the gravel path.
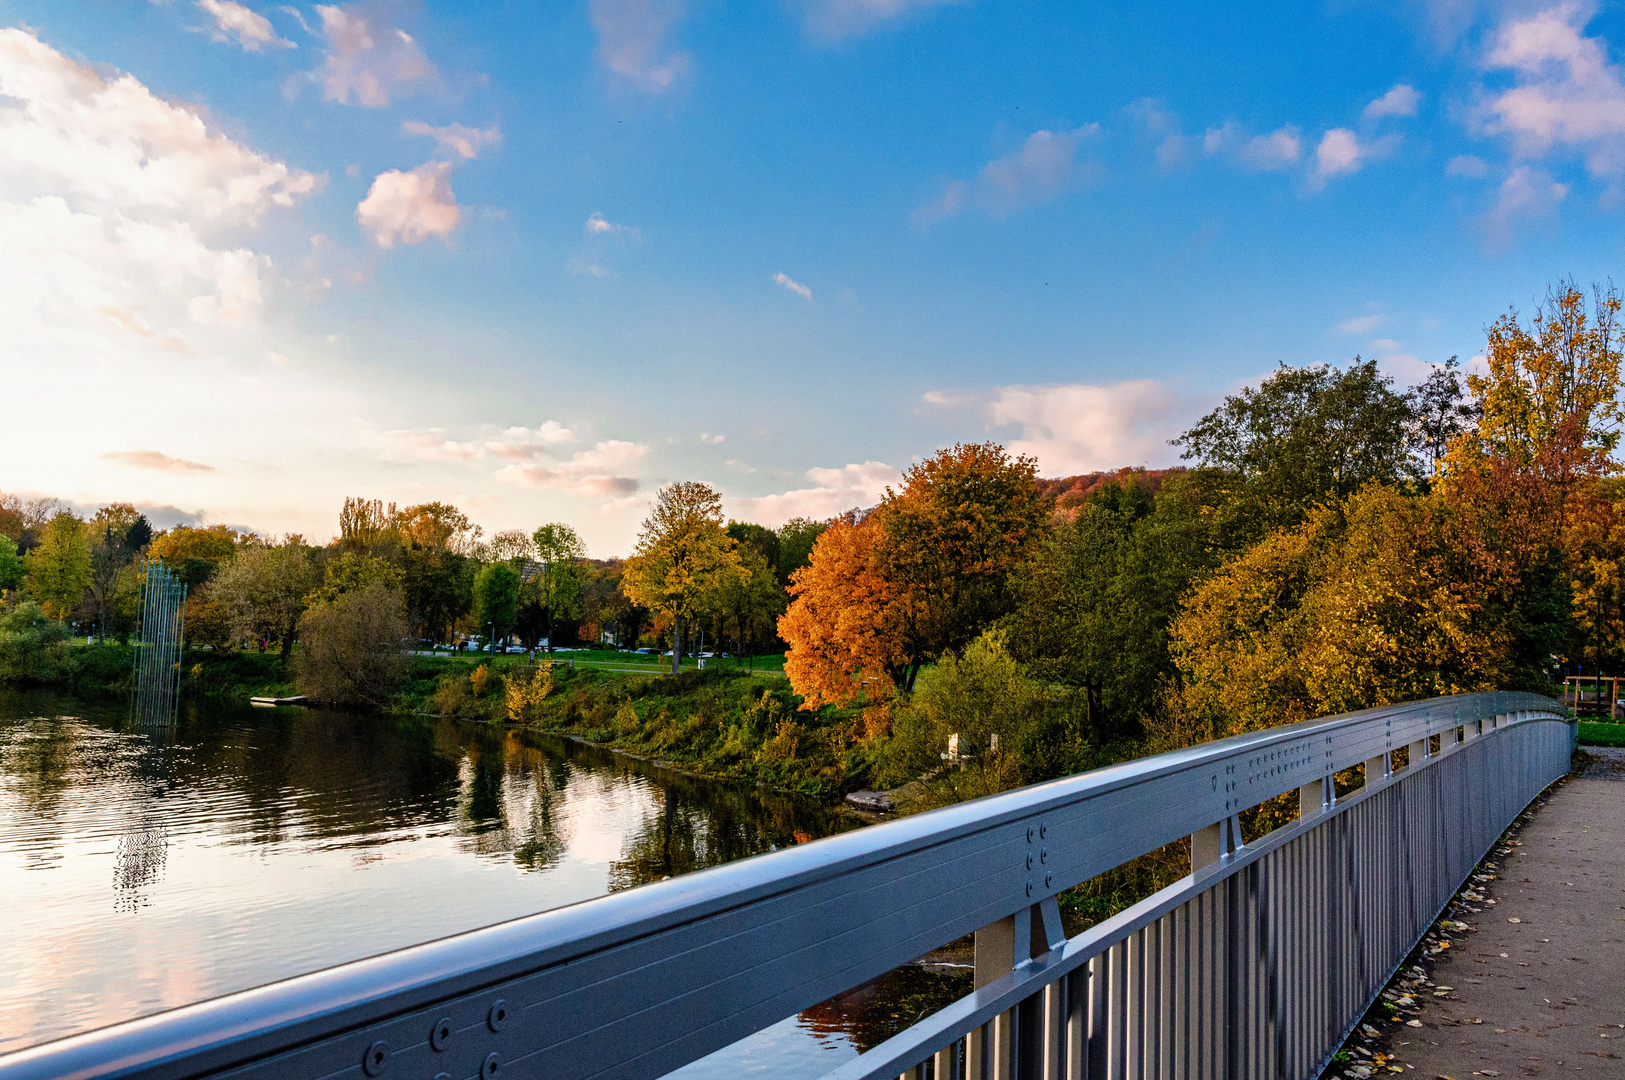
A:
[1327,748,1625,1079]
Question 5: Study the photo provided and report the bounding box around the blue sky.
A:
[3,0,1625,554]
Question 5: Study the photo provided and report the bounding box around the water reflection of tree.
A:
[0,709,79,815]
[458,729,571,873]
[601,754,856,892]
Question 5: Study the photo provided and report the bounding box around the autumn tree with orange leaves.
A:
[780,443,1049,717]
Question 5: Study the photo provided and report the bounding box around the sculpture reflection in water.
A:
[113,823,168,913]
[129,558,186,729]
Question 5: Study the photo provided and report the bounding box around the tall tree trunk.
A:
[671,613,681,674]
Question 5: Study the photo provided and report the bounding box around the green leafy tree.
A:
[27,512,91,621]
[712,542,786,662]
[310,552,405,604]
[0,535,23,598]
[532,523,587,652]
[85,504,147,641]
[624,482,747,673]
[402,546,474,644]
[0,600,73,681]
[473,562,522,651]
[775,517,828,586]
[210,539,321,657]
[1173,358,1420,536]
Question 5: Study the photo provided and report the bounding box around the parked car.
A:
[634,647,654,655]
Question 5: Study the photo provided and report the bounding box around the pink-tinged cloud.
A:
[102,450,216,473]
[913,125,1102,228]
[980,380,1185,474]
[494,440,647,497]
[590,0,691,94]
[1478,3,1625,176]
[307,4,435,107]
[402,121,502,161]
[727,461,900,526]
[198,0,295,51]
[357,162,460,247]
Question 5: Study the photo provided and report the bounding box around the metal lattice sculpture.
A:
[130,558,186,726]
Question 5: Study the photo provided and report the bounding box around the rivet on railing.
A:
[488,999,508,1032]
[482,1051,501,1079]
[361,1040,389,1077]
[430,1017,453,1051]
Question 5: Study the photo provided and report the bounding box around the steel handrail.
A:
[0,691,1569,1080]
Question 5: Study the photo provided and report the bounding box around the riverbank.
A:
[0,644,875,800]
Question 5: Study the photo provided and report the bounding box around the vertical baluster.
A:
[1041,978,1064,1080]
[992,1008,1015,1080]
[967,1024,986,1080]
[934,1041,957,1080]
[1089,950,1109,1079]
[1066,967,1086,1080]
[1126,930,1143,1079]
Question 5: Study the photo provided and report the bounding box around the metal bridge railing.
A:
[0,692,1572,1080]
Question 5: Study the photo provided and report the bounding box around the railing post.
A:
[1364,752,1389,787]
[1298,776,1328,819]
[972,898,1067,1079]
[1191,813,1243,875]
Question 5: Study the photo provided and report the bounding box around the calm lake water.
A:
[0,689,962,1076]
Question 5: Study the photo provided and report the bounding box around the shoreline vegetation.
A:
[6,279,1625,934]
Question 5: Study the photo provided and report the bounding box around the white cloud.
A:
[700,433,726,444]
[198,0,296,51]
[1370,337,1405,352]
[1203,122,1302,171]
[0,28,316,339]
[727,461,900,526]
[357,162,460,247]
[1308,128,1398,187]
[102,449,217,473]
[983,381,1183,475]
[584,212,640,240]
[1336,313,1386,334]
[1363,83,1422,122]
[487,422,578,460]
[1477,2,1625,175]
[495,440,648,497]
[372,429,485,464]
[1447,153,1490,177]
[303,4,436,107]
[590,0,691,94]
[371,421,584,466]
[773,271,812,299]
[790,0,964,42]
[1484,164,1569,248]
[913,125,1101,228]
[402,121,502,160]
[0,29,317,226]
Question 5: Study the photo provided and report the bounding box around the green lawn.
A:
[414,648,788,676]
[1578,720,1625,747]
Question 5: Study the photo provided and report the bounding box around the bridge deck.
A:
[1343,748,1625,1079]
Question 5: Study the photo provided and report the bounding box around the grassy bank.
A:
[414,657,873,798]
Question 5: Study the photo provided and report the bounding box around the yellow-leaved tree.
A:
[622,482,747,674]
[1170,484,1502,742]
